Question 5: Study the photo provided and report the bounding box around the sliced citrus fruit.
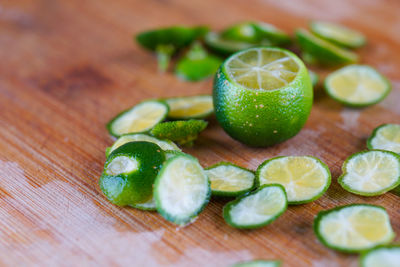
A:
[257,156,331,204]
[310,21,366,48]
[296,28,358,66]
[367,124,400,154]
[360,245,400,267]
[221,22,260,43]
[107,100,168,138]
[253,22,291,46]
[204,32,258,56]
[325,65,391,107]
[213,47,313,147]
[99,141,165,206]
[130,197,156,211]
[154,154,210,226]
[205,162,255,197]
[338,150,400,196]
[165,95,213,119]
[314,204,395,253]
[106,133,180,157]
[232,260,282,267]
[223,184,287,229]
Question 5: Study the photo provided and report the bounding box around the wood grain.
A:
[1,0,400,266]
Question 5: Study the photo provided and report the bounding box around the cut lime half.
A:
[165,95,213,119]
[368,124,400,154]
[338,150,400,196]
[314,204,395,253]
[205,162,255,197]
[107,100,168,138]
[257,156,331,204]
[232,260,282,267]
[360,245,400,267]
[325,65,391,107]
[310,21,366,48]
[154,154,210,226]
[223,184,287,229]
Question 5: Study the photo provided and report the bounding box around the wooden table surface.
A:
[1,0,400,266]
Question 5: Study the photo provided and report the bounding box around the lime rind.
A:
[324,65,391,108]
[360,245,400,267]
[165,95,214,120]
[367,124,400,154]
[106,133,180,157]
[256,156,331,204]
[154,154,211,225]
[223,184,288,229]
[314,204,395,253]
[130,197,156,211]
[232,259,282,267]
[310,21,366,48]
[338,150,400,196]
[205,162,255,197]
[106,100,169,138]
[296,28,358,66]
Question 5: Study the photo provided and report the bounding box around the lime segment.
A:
[223,184,287,229]
[205,162,255,197]
[314,204,395,253]
[338,150,400,196]
[257,156,331,204]
[166,95,213,119]
[107,100,168,137]
[368,124,400,154]
[361,245,400,267]
[325,65,391,107]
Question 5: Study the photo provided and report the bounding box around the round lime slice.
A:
[257,156,331,204]
[107,100,168,138]
[325,65,391,107]
[232,260,282,267]
[338,150,400,196]
[205,162,255,197]
[154,154,210,226]
[310,21,366,48]
[165,95,213,120]
[223,184,287,229]
[367,124,400,154]
[314,204,395,253]
[360,245,400,267]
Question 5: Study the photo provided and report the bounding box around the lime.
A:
[107,100,168,138]
[314,204,395,253]
[252,22,291,46]
[99,141,165,206]
[310,21,366,48]
[367,124,400,154]
[223,184,287,229]
[205,162,255,197]
[257,156,331,204]
[175,42,222,82]
[204,32,258,56]
[232,260,282,267]
[296,28,358,66]
[221,22,260,43]
[325,65,391,107]
[150,119,208,146]
[130,197,156,211]
[154,154,210,225]
[165,95,213,119]
[106,133,180,157]
[213,47,313,147]
[360,245,400,267]
[338,150,400,196]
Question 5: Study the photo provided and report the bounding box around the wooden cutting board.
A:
[1,0,399,266]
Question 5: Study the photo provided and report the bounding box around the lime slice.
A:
[164,150,186,159]
[253,22,291,46]
[130,197,156,211]
[257,156,331,204]
[150,119,208,146]
[166,95,213,119]
[204,32,258,56]
[99,141,165,206]
[205,162,255,197]
[221,22,260,43]
[367,124,400,154]
[338,150,400,196]
[308,69,319,87]
[360,245,400,267]
[296,28,358,66]
[154,154,210,225]
[107,100,168,138]
[106,133,180,157]
[314,204,395,253]
[325,65,391,107]
[214,47,313,147]
[310,21,366,48]
[223,184,287,229]
[232,260,282,267]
